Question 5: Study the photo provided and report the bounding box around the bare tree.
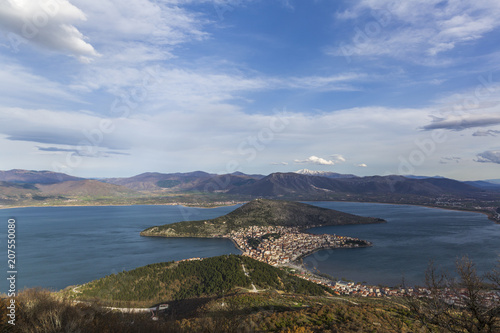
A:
[404,257,500,332]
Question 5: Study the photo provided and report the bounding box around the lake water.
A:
[304,202,500,286]
[0,205,242,292]
[0,202,499,291]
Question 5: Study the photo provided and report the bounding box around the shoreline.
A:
[303,200,498,223]
[2,200,496,223]
[0,202,244,211]
[291,243,372,263]
[0,200,490,214]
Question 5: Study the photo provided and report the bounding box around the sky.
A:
[0,0,499,180]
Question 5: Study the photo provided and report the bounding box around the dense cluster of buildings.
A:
[229,226,369,266]
[296,273,419,297]
[295,273,500,303]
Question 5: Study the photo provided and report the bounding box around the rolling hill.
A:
[36,180,137,197]
[0,181,40,205]
[103,171,263,192]
[0,169,83,184]
[103,171,214,191]
[73,254,327,307]
[465,180,500,191]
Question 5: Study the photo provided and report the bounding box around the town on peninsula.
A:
[140,199,383,265]
[140,199,390,293]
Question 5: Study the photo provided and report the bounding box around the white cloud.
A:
[0,0,371,114]
[71,62,368,112]
[0,0,99,61]
[61,0,211,95]
[0,58,82,107]
[54,1,369,103]
[72,0,207,46]
[330,154,346,163]
[294,156,336,166]
[283,73,367,91]
[331,0,500,63]
[357,163,367,167]
[2,102,498,179]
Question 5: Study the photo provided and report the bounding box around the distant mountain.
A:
[2,169,497,208]
[295,169,358,179]
[0,169,83,184]
[403,175,445,179]
[227,172,484,198]
[231,171,266,179]
[465,180,500,192]
[185,174,262,193]
[104,171,265,192]
[36,180,136,196]
[103,171,214,191]
[228,172,335,197]
[141,198,383,238]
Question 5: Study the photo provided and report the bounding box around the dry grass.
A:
[0,289,174,333]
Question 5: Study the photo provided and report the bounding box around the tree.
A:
[404,257,500,332]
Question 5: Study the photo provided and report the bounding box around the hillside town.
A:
[297,273,418,298]
[228,226,371,266]
[297,273,500,303]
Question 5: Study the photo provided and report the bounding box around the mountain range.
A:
[1,169,499,211]
[225,173,488,198]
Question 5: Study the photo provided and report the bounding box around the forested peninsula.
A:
[140,199,385,238]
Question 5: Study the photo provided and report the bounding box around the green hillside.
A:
[141,198,384,238]
[72,255,327,307]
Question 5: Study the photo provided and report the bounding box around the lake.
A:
[1,202,499,291]
[304,202,500,286]
[0,204,242,292]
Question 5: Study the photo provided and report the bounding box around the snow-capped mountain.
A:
[295,169,358,179]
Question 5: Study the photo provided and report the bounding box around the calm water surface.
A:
[1,202,499,291]
[304,202,500,286]
[0,205,241,291]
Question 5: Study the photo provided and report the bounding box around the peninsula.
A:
[141,199,385,265]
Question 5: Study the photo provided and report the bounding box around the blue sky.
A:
[0,0,499,180]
